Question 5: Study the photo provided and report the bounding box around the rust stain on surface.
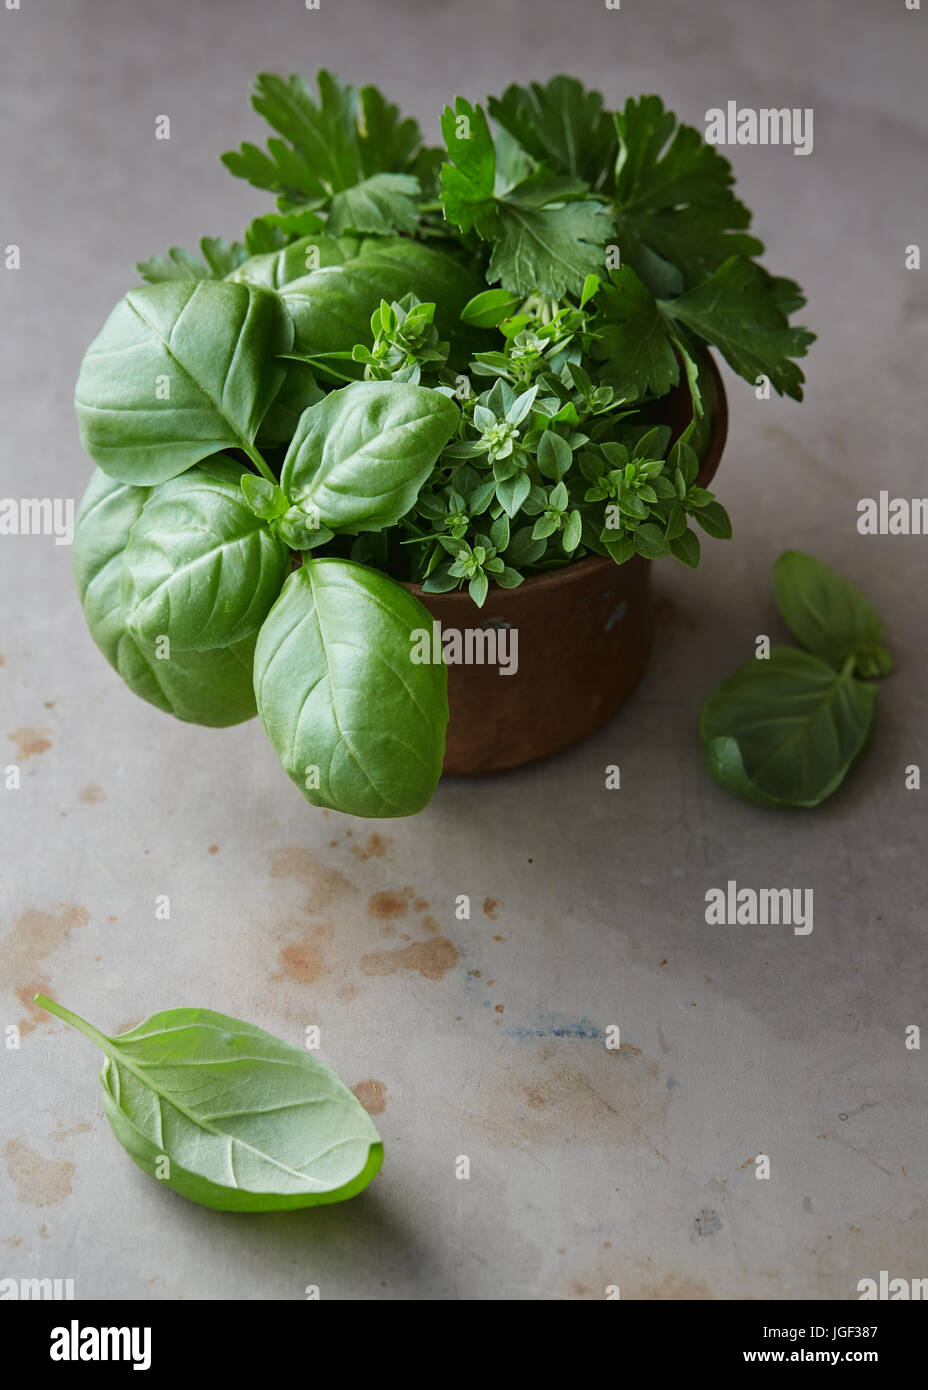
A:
[367,890,408,921]
[4,1140,74,1207]
[8,728,53,760]
[422,915,441,935]
[1,906,90,1035]
[352,1079,387,1115]
[78,784,105,804]
[352,833,390,861]
[361,937,458,981]
[52,1123,93,1142]
[207,844,219,855]
[483,897,500,920]
[274,942,326,984]
[459,1047,667,1151]
[269,847,357,914]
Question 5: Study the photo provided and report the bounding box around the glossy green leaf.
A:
[701,647,877,807]
[137,236,247,284]
[257,359,325,446]
[281,239,485,366]
[227,234,359,289]
[254,560,448,817]
[121,457,290,652]
[73,468,258,726]
[773,549,892,677]
[280,381,459,533]
[36,996,382,1213]
[75,280,293,484]
[460,288,522,328]
[327,173,420,236]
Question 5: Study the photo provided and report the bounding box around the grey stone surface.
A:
[0,0,925,1300]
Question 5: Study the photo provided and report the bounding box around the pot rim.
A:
[400,348,729,601]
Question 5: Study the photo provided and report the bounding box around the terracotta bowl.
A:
[402,352,729,775]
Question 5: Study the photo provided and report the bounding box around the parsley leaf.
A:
[594,265,680,398]
[664,256,815,400]
[136,236,247,284]
[594,257,813,402]
[221,71,440,235]
[440,98,614,298]
[487,75,617,189]
[613,95,763,297]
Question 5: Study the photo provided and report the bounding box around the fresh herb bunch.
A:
[72,70,813,817]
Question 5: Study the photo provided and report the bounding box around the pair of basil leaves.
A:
[73,261,467,816]
[701,551,893,807]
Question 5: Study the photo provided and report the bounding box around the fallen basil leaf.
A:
[701,647,877,807]
[254,559,448,817]
[773,549,892,677]
[36,996,382,1213]
[74,280,293,484]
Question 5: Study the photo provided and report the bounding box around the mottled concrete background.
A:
[1,0,926,1300]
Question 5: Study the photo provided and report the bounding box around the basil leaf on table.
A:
[120,456,290,652]
[701,647,877,808]
[74,468,259,725]
[280,381,459,533]
[774,549,893,678]
[35,997,382,1213]
[254,559,448,817]
[74,279,293,484]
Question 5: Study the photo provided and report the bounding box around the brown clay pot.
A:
[402,352,729,776]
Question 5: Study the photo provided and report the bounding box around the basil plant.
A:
[73,70,813,817]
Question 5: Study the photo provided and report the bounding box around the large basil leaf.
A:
[74,468,258,725]
[254,559,448,817]
[227,234,359,289]
[74,280,293,484]
[257,359,325,446]
[701,647,877,807]
[121,456,290,652]
[36,997,382,1213]
[280,266,384,369]
[280,381,459,533]
[773,550,892,678]
[280,237,486,365]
